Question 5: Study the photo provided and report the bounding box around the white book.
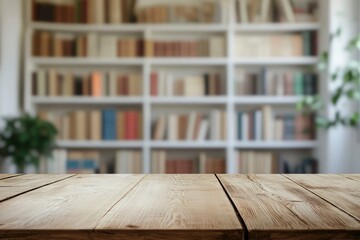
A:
[184,76,204,96]
[36,69,47,96]
[158,71,166,96]
[109,0,122,23]
[221,0,228,24]
[209,36,225,57]
[156,115,167,140]
[210,110,220,140]
[167,114,178,140]
[165,73,174,97]
[239,0,249,23]
[255,110,262,141]
[275,73,284,95]
[274,118,284,140]
[242,113,249,141]
[279,0,295,22]
[108,71,118,96]
[197,119,209,141]
[63,72,73,96]
[248,151,255,174]
[99,35,117,58]
[262,105,273,140]
[186,112,197,140]
[87,33,98,58]
[260,0,271,22]
[55,149,67,174]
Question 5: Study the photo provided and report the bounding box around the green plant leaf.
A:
[346,35,360,50]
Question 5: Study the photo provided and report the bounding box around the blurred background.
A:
[0,0,359,174]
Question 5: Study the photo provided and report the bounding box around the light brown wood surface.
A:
[0,174,144,239]
[95,174,243,240]
[341,174,360,182]
[0,174,72,201]
[218,174,360,240]
[286,174,360,222]
[0,174,359,240]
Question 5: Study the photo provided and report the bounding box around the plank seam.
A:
[93,174,147,230]
[215,174,249,240]
[282,174,360,223]
[0,174,23,181]
[0,174,76,203]
[339,174,359,182]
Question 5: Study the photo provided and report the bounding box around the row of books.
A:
[152,151,226,174]
[236,32,317,57]
[235,69,317,96]
[32,70,142,97]
[237,106,315,141]
[145,37,225,57]
[152,111,227,141]
[44,150,142,174]
[235,0,318,23]
[136,1,225,24]
[32,0,136,23]
[236,151,278,173]
[32,31,226,57]
[32,0,226,24]
[150,72,223,96]
[38,109,142,140]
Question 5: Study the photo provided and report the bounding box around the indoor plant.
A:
[0,113,57,173]
[297,31,360,129]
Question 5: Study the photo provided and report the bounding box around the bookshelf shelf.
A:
[32,58,145,66]
[30,23,228,32]
[150,97,227,105]
[234,96,302,105]
[150,141,227,149]
[32,97,144,105]
[234,141,317,149]
[26,0,322,174]
[235,23,320,32]
[57,141,144,149]
[233,57,318,65]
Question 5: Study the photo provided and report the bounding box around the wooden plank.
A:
[341,174,360,182]
[0,174,73,201]
[0,174,21,180]
[218,174,360,240]
[95,174,243,240]
[0,174,144,240]
[285,174,360,221]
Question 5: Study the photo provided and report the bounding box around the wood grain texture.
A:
[96,174,243,240]
[0,174,73,201]
[341,174,360,182]
[218,174,360,240]
[0,174,21,180]
[0,174,144,239]
[285,174,360,221]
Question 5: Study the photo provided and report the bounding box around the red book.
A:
[125,111,137,140]
[166,160,176,173]
[150,72,158,96]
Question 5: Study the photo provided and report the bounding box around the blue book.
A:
[66,159,80,172]
[302,32,311,56]
[237,112,242,140]
[102,109,117,140]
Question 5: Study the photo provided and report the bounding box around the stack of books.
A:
[150,71,223,96]
[152,110,227,141]
[152,151,226,173]
[237,106,315,141]
[235,0,318,23]
[38,109,142,140]
[66,151,100,173]
[32,69,142,97]
[235,68,317,96]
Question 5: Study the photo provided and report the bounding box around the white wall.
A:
[0,0,23,127]
[321,0,360,173]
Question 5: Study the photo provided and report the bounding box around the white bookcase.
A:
[24,0,321,173]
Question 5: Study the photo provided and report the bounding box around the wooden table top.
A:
[0,174,359,240]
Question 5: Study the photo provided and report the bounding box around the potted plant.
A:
[297,31,360,129]
[0,113,57,173]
